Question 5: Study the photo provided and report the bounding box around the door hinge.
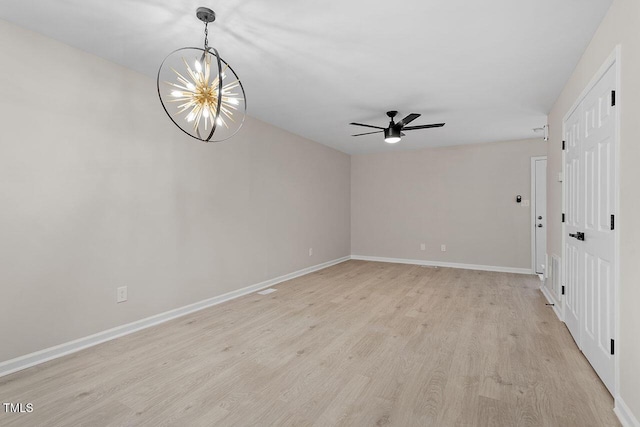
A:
[562,213,565,223]
[611,339,615,355]
[611,90,616,107]
[562,140,566,150]
[562,285,565,295]
[611,214,615,230]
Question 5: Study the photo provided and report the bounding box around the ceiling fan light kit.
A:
[384,127,401,144]
[157,7,246,142]
[350,110,444,145]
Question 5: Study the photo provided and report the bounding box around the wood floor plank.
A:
[0,260,620,426]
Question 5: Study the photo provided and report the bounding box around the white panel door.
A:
[534,159,547,274]
[579,65,616,393]
[563,63,617,395]
[564,105,583,344]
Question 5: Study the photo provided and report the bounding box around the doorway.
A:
[531,156,547,275]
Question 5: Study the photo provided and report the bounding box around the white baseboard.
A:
[539,282,563,321]
[0,256,351,378]
[616,396,640,427]
[351,255,534,275]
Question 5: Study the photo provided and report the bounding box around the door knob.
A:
[569,232,585,241]
[537,224,543,228]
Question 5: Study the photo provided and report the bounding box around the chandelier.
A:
[157,7,246,142]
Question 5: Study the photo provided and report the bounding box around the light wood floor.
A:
[0,261,620,426]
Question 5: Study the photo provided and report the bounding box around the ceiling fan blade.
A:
[350,122,386,130]
[352,130,383,137]
[396,113,421,128]
[403,123,446,130]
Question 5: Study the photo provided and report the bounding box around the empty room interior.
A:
[1,0,640,426]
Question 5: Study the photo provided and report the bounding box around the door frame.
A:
[530,155,547,275]
[561,45,621,398]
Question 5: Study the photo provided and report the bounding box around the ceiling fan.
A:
[350,111,445,144]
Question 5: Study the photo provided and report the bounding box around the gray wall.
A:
[0,20,351,363]
[545,0,640,417]
[351,139,546,269]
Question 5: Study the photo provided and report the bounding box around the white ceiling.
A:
[0,0,611,154]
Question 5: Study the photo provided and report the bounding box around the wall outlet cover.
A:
[420,243,426,251]
[117,286,127,303]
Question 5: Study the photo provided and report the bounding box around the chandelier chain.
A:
[204,22,209,51]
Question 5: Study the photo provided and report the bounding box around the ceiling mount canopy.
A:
[157,7,246,142]
[195,7,216,23]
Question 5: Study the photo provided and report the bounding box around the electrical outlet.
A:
[441,244,446,252]
[117,286,127,303]
[420,243,426,251]
[309,248,313,256]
